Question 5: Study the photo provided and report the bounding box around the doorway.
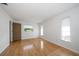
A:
[13,23,21,41]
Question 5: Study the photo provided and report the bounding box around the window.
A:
[40,25,43,36]
[24,25,33,32]
[61,18,71,42]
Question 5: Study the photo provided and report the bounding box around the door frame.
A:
[9,20,12,44]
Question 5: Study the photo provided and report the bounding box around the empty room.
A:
[0,3,79,56]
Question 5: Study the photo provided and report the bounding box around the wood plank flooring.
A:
[0,38,79,56]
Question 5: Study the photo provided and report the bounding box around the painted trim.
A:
[40,36,79,54]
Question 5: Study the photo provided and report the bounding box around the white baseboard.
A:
[0,43,9,54]
[40,36,79,54]
[22,35,39,39]
[22,37,39,40]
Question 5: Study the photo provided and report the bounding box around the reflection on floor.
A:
[0,38,79,56]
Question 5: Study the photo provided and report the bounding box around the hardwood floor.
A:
[0,38,79,56]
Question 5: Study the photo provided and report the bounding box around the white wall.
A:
[40,6,79,52]
[13,20,39,39]
[0,7,13,54]
[21,22,39,39]
[0,6,39,54]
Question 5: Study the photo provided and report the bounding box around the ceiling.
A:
[0,3,79,23]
